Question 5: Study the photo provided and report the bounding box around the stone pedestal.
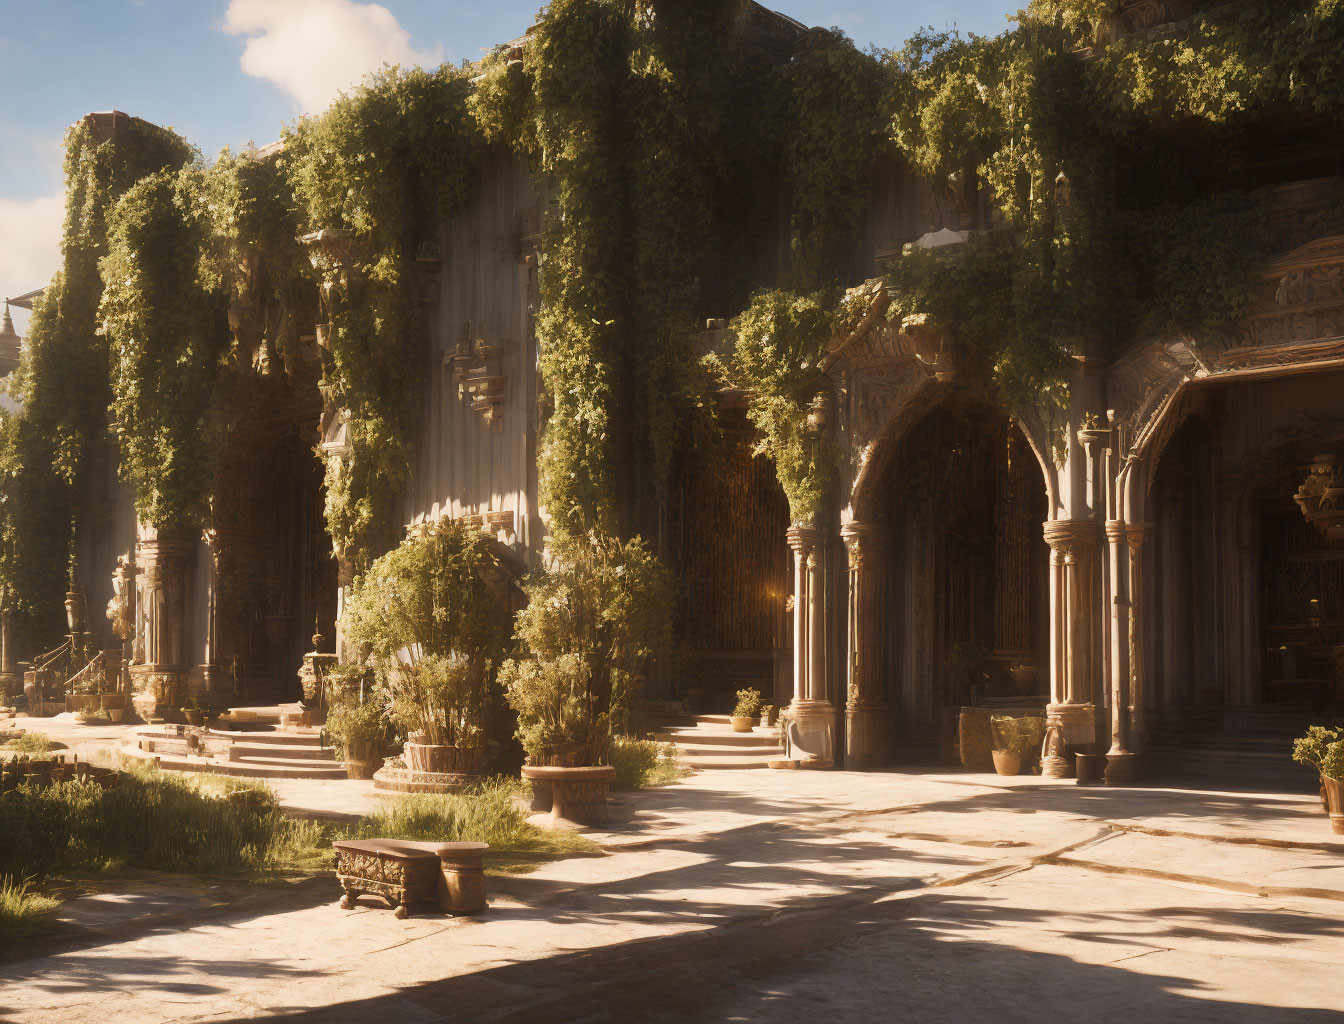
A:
[130,666,186,723]
[1042,701,1098,779]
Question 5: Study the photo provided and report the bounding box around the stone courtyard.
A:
[1,752,1340,1023]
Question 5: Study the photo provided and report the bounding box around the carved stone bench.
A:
[333,839,489,918]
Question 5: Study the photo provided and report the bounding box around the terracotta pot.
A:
[991,749,1022,776]
[730,715,756,734]
[107,708,124,724]
[1325,777,1344,836]
[182,709,204,727]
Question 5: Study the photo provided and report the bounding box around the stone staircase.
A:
[120,704,347,780]
[1145,732,1318,790]
[653,714,784,770]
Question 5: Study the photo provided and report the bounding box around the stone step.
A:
[672,739,784,758]
[227,742,337,762]
[207,728,325,746]
[121,746,349,780]
[654,728,780,748]
[232,753,343,771]
[675,750,779,770]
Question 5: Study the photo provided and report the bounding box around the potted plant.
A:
[76,707,110,726]
[342,518,512,781]
[731,688,761,733]
[502,533,671,824]
[325,687,386,780]
[180,695,205,727]
[990,714,1046,776]
[1292,726,1344,831]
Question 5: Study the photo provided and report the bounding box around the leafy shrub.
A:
[501,534,671,766]
[991,715,1046,756]
[5,733,52,755]
[324,689,387,760]
[610,736,688,791]
[342,518,511,745]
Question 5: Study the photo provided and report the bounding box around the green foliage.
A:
[281,66,481,564]
[0,115,192,641]
[501,533,672,766]
[4,733,52,755]
[1293,725,1344,780]
[324,687,387,759]
[991,714,1046,756]
[0,875,58,946]
[609,735,688,791]
[718,289,852,522]
[341,518,512,743]
[732,687,762,718]
[100,168,232,530]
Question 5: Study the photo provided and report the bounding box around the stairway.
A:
[121,705,348,780]
[1145,732,1318,790]
[654,714,785,769]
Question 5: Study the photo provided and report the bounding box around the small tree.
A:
[342,519,511,748]
[501,533,671,766]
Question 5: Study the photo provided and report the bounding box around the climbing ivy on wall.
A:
[280,66,481,566]
[0,115,192,638]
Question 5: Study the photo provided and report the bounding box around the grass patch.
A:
[4,733,53,755]
[0,876,59,945]
[340,777,599,873]
[611,736,690,791]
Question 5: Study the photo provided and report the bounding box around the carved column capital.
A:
[786,523,822,557]
[1043,518,1098,560]
[841,521,888,569]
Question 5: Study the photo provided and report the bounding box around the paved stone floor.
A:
[2,735,1342,1022]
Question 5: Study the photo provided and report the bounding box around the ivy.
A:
[280,66,481,566]
[100,168,232,531]
[0,115,191,639]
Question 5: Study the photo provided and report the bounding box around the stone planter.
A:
[958,708,993,770]
[344,740,380,780]
[1325,777,1344,836]
[435,841,489,913]
[1075,751,1106,785]
[991,749,1022,776]
[99,693,126,711]
[730,715,757,734]
[404,742,487,775]
[182,709,205,727]
[65,693,98,714]
[521,764,615,826]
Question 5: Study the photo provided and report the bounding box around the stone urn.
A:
[1325,777,1344,835]
[65,588,88,634]
[521,764,616,826]
[991,749,1022,776]
[730,715,757,734]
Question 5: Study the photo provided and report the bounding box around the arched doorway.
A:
[878,398,1050,761]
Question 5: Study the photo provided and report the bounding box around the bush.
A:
[0,876,58,946]
[5,733,52,755]
[991,715,1046,757]
[342,518,512,745]
[324,689,387,760]
[502,533,671,766]
[610,736,688,791]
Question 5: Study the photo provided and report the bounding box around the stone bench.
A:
[521,764,615,825]
[333,839,489,918]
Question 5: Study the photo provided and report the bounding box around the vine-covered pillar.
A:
[783,524,835,768]
[129,523,193,722]
[0,604,17,697]
[842,522,890,770]
[1041,519,1101,777]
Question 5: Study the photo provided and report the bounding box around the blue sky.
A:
[0,0,1018,317]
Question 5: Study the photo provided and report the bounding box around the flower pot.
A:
[99,693,126,711]
[1325,777,1344,836]
[107,708,124,724]
[730,715,757,733]
[991,749,1022,776]
[182,709,204,727]
[343,740,380,779]
[1075,751,1106,785]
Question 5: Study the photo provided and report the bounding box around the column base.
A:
[1104,751,1138,786]
[845,704,893,771]
[1042,703,1098,779]
[0,671,21,700]
[130,666,186,723]
[781,700,835,768]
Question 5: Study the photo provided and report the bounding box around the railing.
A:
[66,650,121,695]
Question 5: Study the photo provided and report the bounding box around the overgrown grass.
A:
[0,876,58,945]
[340,777,599,873]
[4,732,53,755]
[611,736,690,791]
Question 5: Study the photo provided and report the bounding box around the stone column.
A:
[1125,522,1154,748]
[1104,520,1136,784]
[1041,519,1100,777]
[842,523,890,769]
[781,524,835,768]
[129,526,193,722]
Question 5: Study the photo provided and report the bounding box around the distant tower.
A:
[0,302,20,378]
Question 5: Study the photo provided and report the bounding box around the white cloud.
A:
[221,0,442,114]
[0,192,63,321]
